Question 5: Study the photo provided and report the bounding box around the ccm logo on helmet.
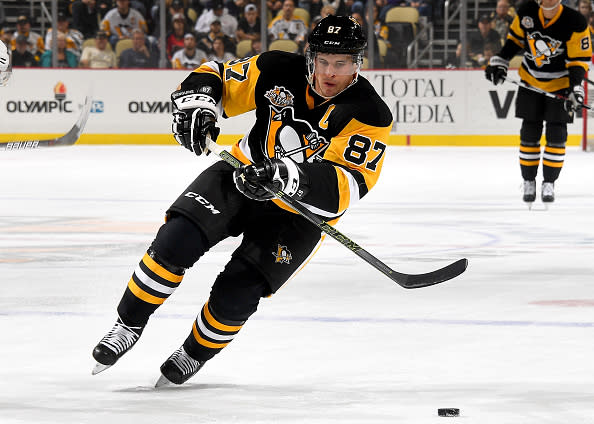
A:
[184,191,221,214]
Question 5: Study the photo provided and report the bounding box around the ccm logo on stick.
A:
[184,192,221,214]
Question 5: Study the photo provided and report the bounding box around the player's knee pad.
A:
[209,257,271,322]
[150,213,208,269]
[545,122,567,147]
[520,120,543,145]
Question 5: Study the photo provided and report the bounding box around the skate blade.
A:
[154,374,173,388]
[525,201,534,210]
[92,362,112,375]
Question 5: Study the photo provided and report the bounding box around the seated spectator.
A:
[45,12,84,58]
[235,4,261,42]
[194,0,238,39]
[350,11,381,66]
[489,0,513,42]
[119,28,157,67]
[267,0,283,16]
[72,0,100,39]
[11,34,39,67]
[152,0,196,37]
[79,30,117,68]
[466,14,501,67]
[101,0,148,48]
[40,33,79,68]
[208,35,236,62]
[310,4,335,28]
[578,0,591,20]
[11,16,45,62]
[249,38,262,55]
[167,13,188,61]
[268,0,308,50]
[171,32,208,69]
[197,19,236,55]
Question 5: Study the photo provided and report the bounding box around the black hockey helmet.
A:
[306,16,367,95]
[307,15,367,55]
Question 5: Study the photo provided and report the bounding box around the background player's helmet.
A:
[306,16,367,90]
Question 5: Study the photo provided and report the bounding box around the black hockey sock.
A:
[542,144,565,183]
[117,251,185,327]
[183,300,245,362]
[519,142,540,181]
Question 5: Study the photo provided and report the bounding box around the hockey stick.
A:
[204,138,468,289]
[505,77,592,110]
[1,94,93,150]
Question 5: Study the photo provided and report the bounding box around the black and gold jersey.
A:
[179,51,393,221]
[501,1,591,92]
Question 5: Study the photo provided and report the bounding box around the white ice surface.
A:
[1,146,594,424]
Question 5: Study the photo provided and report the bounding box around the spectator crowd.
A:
[0,0,590,70]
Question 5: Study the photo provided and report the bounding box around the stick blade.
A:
[395,258,468,289]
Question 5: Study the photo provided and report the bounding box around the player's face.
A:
[313,52,357,98]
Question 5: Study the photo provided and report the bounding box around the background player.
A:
[92,16,393,386]
[0,39,11,86]
[485,0,591,206]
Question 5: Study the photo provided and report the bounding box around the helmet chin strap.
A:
[538,0,562,11]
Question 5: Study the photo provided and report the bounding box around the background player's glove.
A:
[564,84,585,112]
[171,89,220,156]
[233,157,310,201]
[485,56,509,86]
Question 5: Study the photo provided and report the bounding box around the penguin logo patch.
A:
[265,86,294,107]
[268,107,329,163]
[273,244,293,264]
[526,32,563,67]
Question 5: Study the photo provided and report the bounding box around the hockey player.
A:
[0,39,11,86]
[92,15,392,386]
[485,0,591,206]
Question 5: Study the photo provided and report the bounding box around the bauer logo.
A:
[5,82,73,114]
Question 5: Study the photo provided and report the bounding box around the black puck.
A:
[438,408,460,417]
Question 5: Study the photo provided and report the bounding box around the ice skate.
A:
[155,345,205,388]
[541,182,555,206]
[522,180,536,209]
[92,317,143,375]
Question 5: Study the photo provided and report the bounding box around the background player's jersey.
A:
[179,51,393,222]
[503,1,591,92]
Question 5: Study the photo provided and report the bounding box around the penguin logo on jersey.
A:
[265,86,294,107]
[273,244,292,264]
[526,32,563,67]
[267,107,329,163]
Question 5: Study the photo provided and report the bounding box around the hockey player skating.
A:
[0,40,12,86]
[92,15,392,386]
[485,0,591,207]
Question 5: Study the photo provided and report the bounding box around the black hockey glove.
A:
[233,157,310,201]
[564,84,585,113]
[485,56,509,86]
[171,89,220,156]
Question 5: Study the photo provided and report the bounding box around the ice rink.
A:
[1,145,593,424]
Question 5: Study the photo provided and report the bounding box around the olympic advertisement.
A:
[0,68,585,146]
